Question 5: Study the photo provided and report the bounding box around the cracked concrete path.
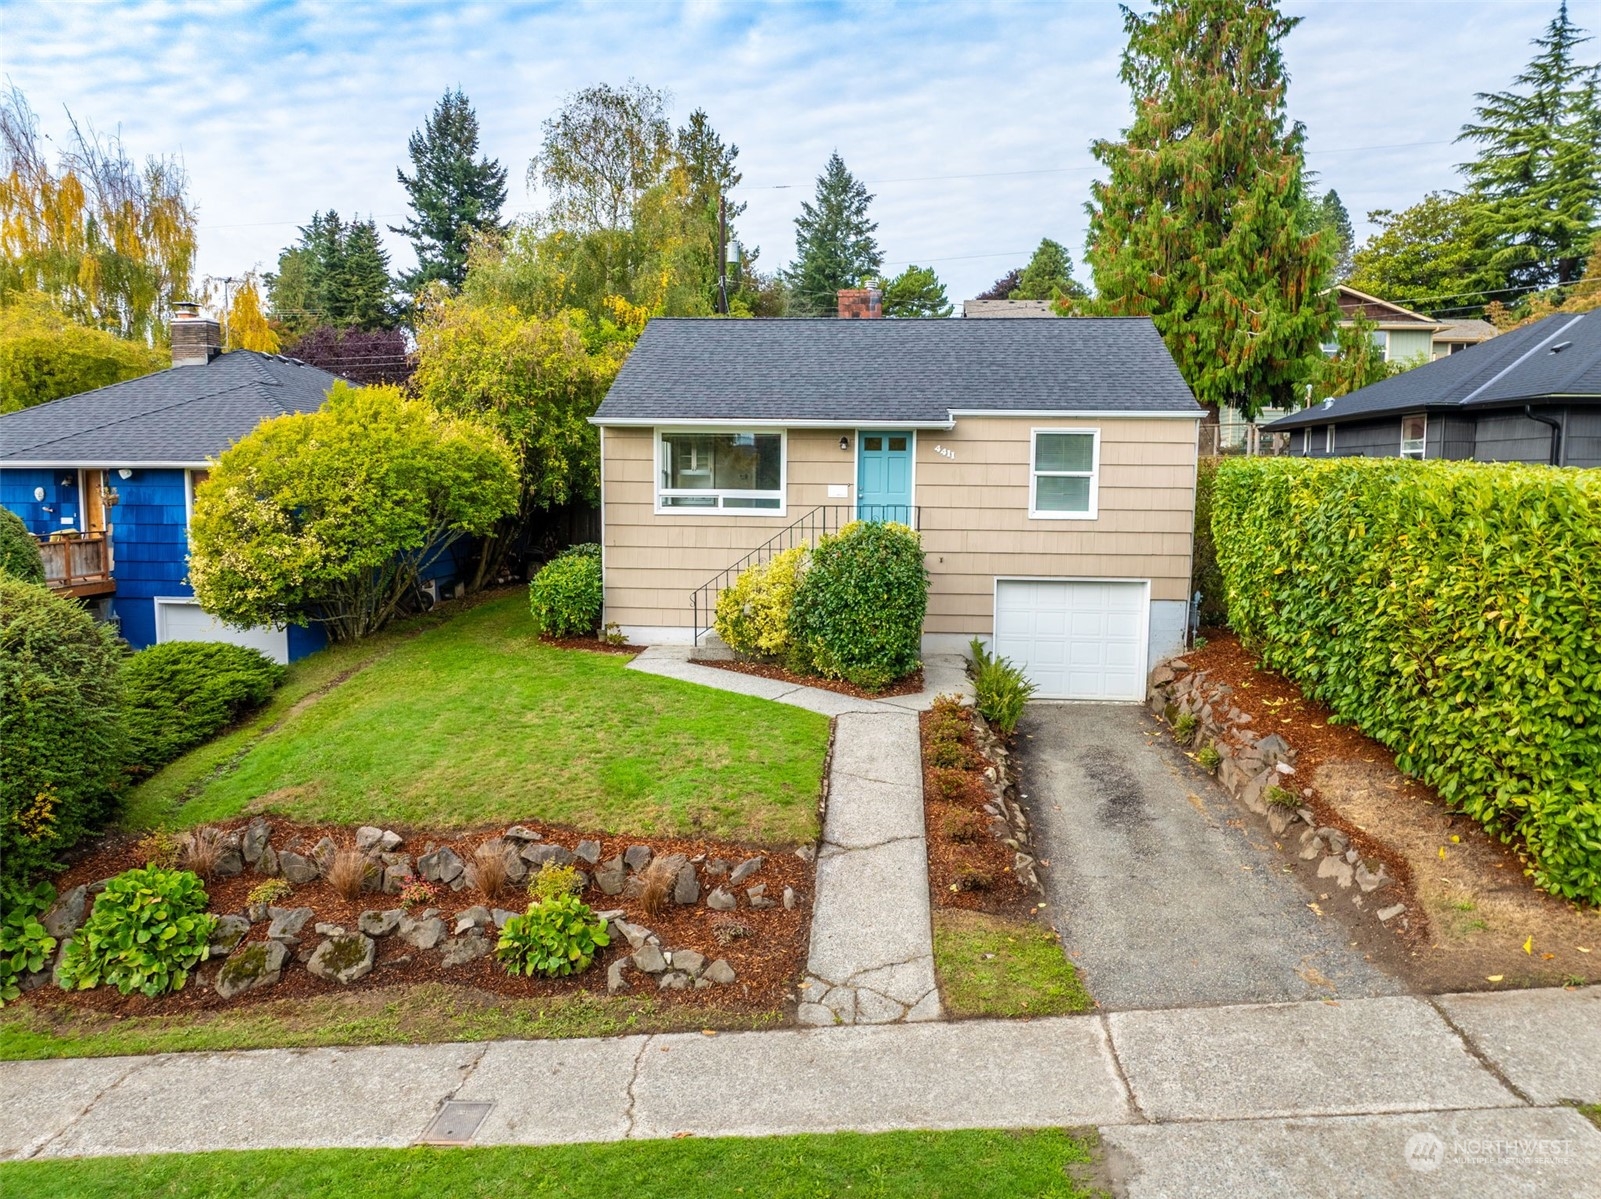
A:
[1021,702,1405,1010]
[800,709,939,1025]
[6,988,1598,1195]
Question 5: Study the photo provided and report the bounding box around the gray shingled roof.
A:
[593,317,1202,424]
[1268,309,1601,430]
[0,351,344,466]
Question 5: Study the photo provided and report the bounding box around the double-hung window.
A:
[1030,429,1098,519]
[657,430,785,513]
[1400,414,1426,460]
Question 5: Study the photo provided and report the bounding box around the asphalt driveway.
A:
[1019,703,1405,1010]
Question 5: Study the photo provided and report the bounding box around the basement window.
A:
[657,430,785,514]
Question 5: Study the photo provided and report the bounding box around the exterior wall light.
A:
[839,436,850,452]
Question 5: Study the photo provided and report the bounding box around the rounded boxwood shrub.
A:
[121,641,285,777]
[56,866,216,997]
[789,521,928,690]
[0,576,124,886]
[0,508,45,584]
[714,543,807,659]
[528,549,603,637]
[496,893,610,977]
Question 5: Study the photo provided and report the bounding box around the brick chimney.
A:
[837,288,883,319]
[170,301,222,367]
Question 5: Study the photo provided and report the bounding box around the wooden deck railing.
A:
[40,533,115,598]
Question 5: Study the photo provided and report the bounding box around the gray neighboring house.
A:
[962,299,1057,318]
[1264,308,1601,467]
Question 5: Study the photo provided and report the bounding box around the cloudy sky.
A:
[2,0,1593,305]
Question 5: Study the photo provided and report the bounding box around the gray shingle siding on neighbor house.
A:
[1266,309,1601,467]
[593,317,1203,424]
[0,351,344,466]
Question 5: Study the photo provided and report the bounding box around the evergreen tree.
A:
[676,108,747,311]
[1011,238,1088,302]
[1459,2,1601,289]
[266,211,396,333]
[1312,190,1355,281]
[880,265,953,318]
[393,89,509,291]
[786,152,882,316]
[1084,0,1334,419]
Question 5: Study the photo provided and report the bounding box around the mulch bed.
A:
[23,816,813,1021]
[696,658,924,700]
[920,704,1037,922]
[537,636,644,655]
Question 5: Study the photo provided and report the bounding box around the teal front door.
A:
[856,431,913,522]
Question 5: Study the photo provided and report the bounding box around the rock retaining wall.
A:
[971,713,1044,897]
[1148,660,1406,928]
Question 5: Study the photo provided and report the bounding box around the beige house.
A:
[592,298,1205,701]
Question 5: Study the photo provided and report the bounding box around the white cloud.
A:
[1,0,1588,303]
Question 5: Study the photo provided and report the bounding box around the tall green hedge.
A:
[1212,457,1600,904]
[0,577,125,884]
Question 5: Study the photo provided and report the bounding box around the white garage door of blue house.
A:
[857,431,913,523]
[993,579,1148,701]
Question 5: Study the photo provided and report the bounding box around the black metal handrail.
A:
[690,504,919,645]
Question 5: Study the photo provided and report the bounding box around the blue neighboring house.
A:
[0,307,340,662]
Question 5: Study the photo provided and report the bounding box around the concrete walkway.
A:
[1022,703,1405,1010]
[6,987,1598,1197]
[629,647,951,1025]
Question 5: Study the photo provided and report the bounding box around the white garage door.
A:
[155,599,289,665]
[993,579,1148,701]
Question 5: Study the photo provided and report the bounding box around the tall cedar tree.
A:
[787,153,882,316]
[1012,238,1088,302]
[1458,2,1601,289]
[1084,0,1334,419]
[393,89,509,292]
[266,211,396,334]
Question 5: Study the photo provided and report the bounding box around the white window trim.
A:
[653,427,788,517]
[1029,427,1100,520]
[1400,414,1427,460]
[1324,425,1336,454]
[1371,329,1390,363]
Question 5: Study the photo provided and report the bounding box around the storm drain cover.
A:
[418,1100,494,1145]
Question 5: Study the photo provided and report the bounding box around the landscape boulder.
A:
[307,934,376,984]
[278,851,320,885]
[215,940,288,1000]
[41,885,87,940]
[208,915,251,956]
[418,846,464,885]
[241,818,271,865]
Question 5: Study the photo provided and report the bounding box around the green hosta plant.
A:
[496,893,610,978]
[1,881,57,1004]
[56,866,217,997]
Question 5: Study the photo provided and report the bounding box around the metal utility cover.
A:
[417,1100,494,1145]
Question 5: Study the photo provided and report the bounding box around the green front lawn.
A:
[122,592,830,844]
[0,1130,1104,1198]
[933,911,1094,1019]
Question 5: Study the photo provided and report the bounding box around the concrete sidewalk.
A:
[4,987,1598,1196]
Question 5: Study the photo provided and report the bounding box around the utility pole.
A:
[717,196,729,315]
[215,276,239,348]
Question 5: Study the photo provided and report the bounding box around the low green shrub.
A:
[121,641,284,777]
[1264,784,1300,810]
[496,894,610,978]
[789,521,927,690]
[247,879,293,908]
[1196,746,1221,772]
[1213,457,1601,904]
[528,551,603,637]
[714,544,807,659]
[0,881,57,1003]
[528,862,581,902]
[968,639,1037,736]
[0,576,125,886]
[0,508,44,584]
[56,866,216,997]
[1172,712,1198,745]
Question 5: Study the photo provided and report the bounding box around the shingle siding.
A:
[1472,411,1563,465]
